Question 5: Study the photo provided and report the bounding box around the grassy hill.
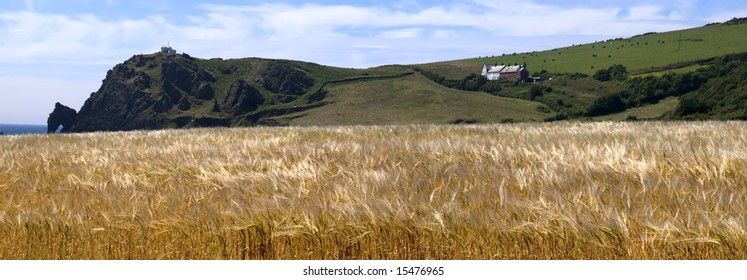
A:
[188,59,553,125]
[277,73,553,125]
[60,51,557,132]
[66,52,405,131]
[674,53,747,120]
[418,19,747,79]
[133,54,406,124]
[406,18,747,122]
[592,96,679,121]
[56,18,747,132]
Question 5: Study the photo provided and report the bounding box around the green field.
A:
[417,22,747,79]
[629,65,707,78]
[275,73,553,125]
[592,96,679,121]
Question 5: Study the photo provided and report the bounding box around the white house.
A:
[481,64,528,81]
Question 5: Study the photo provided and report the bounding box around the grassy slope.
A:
[282,73,553,125]
[418,22,747,79]
[592,96,679,121]
[192,57,402,108]
[678,58,747,120]
[120,54,411,125]
[629,64,706,78]
[502,75,628,116]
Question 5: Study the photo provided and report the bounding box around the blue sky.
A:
[1,0,746,124]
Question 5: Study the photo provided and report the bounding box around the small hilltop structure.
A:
[161,43,177,54]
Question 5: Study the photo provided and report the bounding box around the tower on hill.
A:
[160,42,177,54]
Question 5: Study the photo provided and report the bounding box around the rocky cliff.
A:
[51,52,329,133]
[47,102,77,133]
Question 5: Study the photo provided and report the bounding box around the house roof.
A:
[487,65,525,74]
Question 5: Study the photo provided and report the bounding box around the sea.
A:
[0,124,48,135]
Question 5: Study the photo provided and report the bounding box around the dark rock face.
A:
[54,53,328,133]
[178,97,192,111]
[212,99,221,112]
[221,80,265,116]
[47,102,77,133]
[162,60,194,94]
[73,62,158,132]
[260,61,314,96]
[161,59,216,100]
[195,83,215,100]
[71,54,220,132]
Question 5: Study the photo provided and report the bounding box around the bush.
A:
[592,68,610,81]
[593,64,627,81]
[528,85,544,101]
[675,97,711,116]
[586,92,626,116]
[536,105,551,113]
[544,112,569,122]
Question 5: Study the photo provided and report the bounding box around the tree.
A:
[592,68,610,81]
[528,85,543,101]
[586,92,626,116]
[609,64,628,81]
[675,97,711,116]
[593,64,627,81]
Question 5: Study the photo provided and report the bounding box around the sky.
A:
[1,0,746,124]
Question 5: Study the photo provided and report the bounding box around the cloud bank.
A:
[0,1,710,68]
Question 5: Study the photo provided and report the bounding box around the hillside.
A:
[408,18,747,121]
[419,19,747,79]
[278,73,552,125]
[50,53,551,132]
[674,53,747,120]
[47,18,747,132]
[53,53,404,132]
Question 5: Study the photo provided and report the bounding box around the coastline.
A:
[0,124,47,135]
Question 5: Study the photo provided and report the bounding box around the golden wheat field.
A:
[1,121,746,259]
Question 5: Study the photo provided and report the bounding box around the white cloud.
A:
[432,29,456,39]
[0,11,162,65]
[626,5,666,20]
[380,28,423,39]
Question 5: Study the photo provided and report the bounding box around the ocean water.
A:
[0,124,48,135]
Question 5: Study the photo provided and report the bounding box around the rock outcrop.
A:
[47,102,77,133]
[260,61,314,103]
[220,80,265,116]
[73,60,158,131]
[46,53,324,132]
[71,54,216,131]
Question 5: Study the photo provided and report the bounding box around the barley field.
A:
[1,122,746,259]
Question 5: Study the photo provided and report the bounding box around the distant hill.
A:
[418,18,747,79]
[49,52,551,132]
[410,18,747,121]
[48,18,747,132]
[279,73,551,125]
